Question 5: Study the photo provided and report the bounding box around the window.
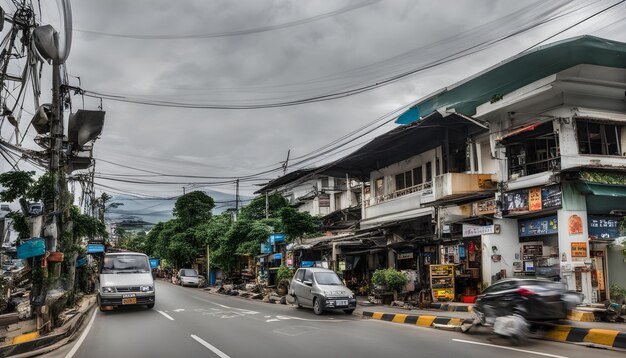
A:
[304,270,313,282]
[295,269,305,282]
[577,120,623,156]
[425,162,432,182]
[413,166,423,185]
[504,121,559,178]
[320,177,329,189]
[395,170,414,191]
[334,194,341,209]
[395,173,405,190]
[314,272,342,285]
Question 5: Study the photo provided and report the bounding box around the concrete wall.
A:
[369,147,440,196]
[482,218,519,286]
[607,239,626,291]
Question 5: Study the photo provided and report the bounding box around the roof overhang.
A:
[396,36,626,124]
[321,112,487,180]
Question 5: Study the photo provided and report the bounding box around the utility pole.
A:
[206,244,210,286]
[265,191,269,219]
[49,62,64,259]
[183,186,186,195]
[235,179,240,213]
[282,149,290,175]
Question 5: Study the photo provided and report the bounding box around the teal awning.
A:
[576,182,626,197]
[396,36,626,124]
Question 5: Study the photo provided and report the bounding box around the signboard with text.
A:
[519,215,558,238]
[86,244,105,254]
[269,233,286,244]
[588,216,621,240]
[571,242,588,258]
[319,194,330,207]
[462,224,496,237]
[504,185,561,215]
[260,243,272,254]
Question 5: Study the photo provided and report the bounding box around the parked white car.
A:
[97,252,155,311]
[177,268,201,287]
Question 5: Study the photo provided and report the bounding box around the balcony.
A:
[433,173,497,201]
[362,182,434,226]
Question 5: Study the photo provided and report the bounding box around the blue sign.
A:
[269,234,285,244]
[76,256,88,268]
[301,261,316,267]
[149,258,159,269]
[273,253,282,260]
[260,243,272,254]
[86,244,105,254]
[588,216,621,240]
[17,238,46,259]
[519,215,558,238]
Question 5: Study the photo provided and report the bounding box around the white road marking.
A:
[173,308,185,312]
[191,334,231,358]
[157,310,175,321]
[452,339,569,358]
[65,308,97,358]
[266,318,280,322]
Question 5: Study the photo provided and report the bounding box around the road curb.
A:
[429,303,473,313]
[362,311,470,328]
[362,310,626,350]
[0,297,96,358]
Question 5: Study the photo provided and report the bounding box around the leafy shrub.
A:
[277,264,294,287]
[371,268,408,292]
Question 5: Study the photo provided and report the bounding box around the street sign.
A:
[86,244,105,254]
[260,243,272,253]
[273,253,282,260]
[149,258,159,269]
[269,234,285,244]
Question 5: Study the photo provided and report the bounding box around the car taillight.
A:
[517,287,535,296]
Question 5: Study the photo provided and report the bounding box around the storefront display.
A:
[430,264,455,302]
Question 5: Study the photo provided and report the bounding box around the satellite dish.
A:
[68,110,106,148]
[30,104,52,134]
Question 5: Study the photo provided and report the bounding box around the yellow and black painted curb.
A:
[362,311,470,327]
[363,311,626,350]
[542,325,626,349]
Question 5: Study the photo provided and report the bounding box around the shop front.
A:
[587,215,621,302]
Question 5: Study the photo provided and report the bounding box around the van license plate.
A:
[336,300,348,306]
[122,297,137,305]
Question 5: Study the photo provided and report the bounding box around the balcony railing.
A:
[364,181,432,207]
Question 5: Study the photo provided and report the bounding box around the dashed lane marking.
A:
[191,335,231,358]
[157,310,175,321]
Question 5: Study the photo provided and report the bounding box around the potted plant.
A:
[372,268,407,301]
[276,264,293,296]
[610,284,626,305]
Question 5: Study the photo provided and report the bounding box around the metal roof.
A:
[396,36,626,124]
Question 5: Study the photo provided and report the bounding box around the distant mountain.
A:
[105,190,253,228]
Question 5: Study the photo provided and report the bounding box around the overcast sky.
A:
[3,0,626,209]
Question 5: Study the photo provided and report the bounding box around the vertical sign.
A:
[571,242,588,258]
[528,187,542,211]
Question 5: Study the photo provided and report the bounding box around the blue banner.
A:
[269,233,285,244]
[260,243,272,254]
[76,256,88,268]
[301,261,316,267]
[86,244,105,254]
[17,238,45,259]
[273,253,282,260]
[588,216,621,240]
[519,215,558,238]
[149,258,160,269]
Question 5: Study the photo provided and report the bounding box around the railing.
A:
[508,156,561,178]
[365,181,433,207]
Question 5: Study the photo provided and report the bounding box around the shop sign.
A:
[519,215,558,237]
[269,233,285,244]
[571,242,588,258]
[149,258,160,269]
[462,224,496,237]
[588,216,621,240]
[260,243,272,253]
[319,194,330,207]
[273,253,283,260]
[86,243,105,254]
[568,214,583,235]
[17,238,46,259]
[504,185,562,215]
[468,198,496,216]
[398,252,414,260]
[301,261,316,267]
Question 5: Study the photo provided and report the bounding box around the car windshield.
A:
[181,269,198,277]
[101,255,150,274]
[314,272,343,285]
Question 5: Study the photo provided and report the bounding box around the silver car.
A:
[97,252,155,311]
[289,267,356,315]
[177,268,201,287]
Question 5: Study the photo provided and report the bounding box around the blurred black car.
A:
[474,278,582,325]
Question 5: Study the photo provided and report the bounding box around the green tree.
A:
[239,193,288,220]
[174,191,215,228]
[279,207,319,241]
[0,171,35,202]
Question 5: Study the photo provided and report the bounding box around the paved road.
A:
[44,281,624,358]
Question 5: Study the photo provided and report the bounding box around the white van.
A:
[97,252,155,311]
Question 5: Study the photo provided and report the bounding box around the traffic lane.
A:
[158,282,624,358]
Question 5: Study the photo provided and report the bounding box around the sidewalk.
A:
[355,300,626,350]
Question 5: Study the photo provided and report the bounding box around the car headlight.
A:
[102,287,115,293]
[348,293,355,299]
[140,286,154,292]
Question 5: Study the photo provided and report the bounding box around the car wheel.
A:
[147,303,155,309]
[343,309,354,315]
[294,295,302,308]
[99,305,106,312]
[313,298,323,315]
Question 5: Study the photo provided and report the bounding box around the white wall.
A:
[557,207,593,303]
[369,147,439,196]
[482,218,519,286]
